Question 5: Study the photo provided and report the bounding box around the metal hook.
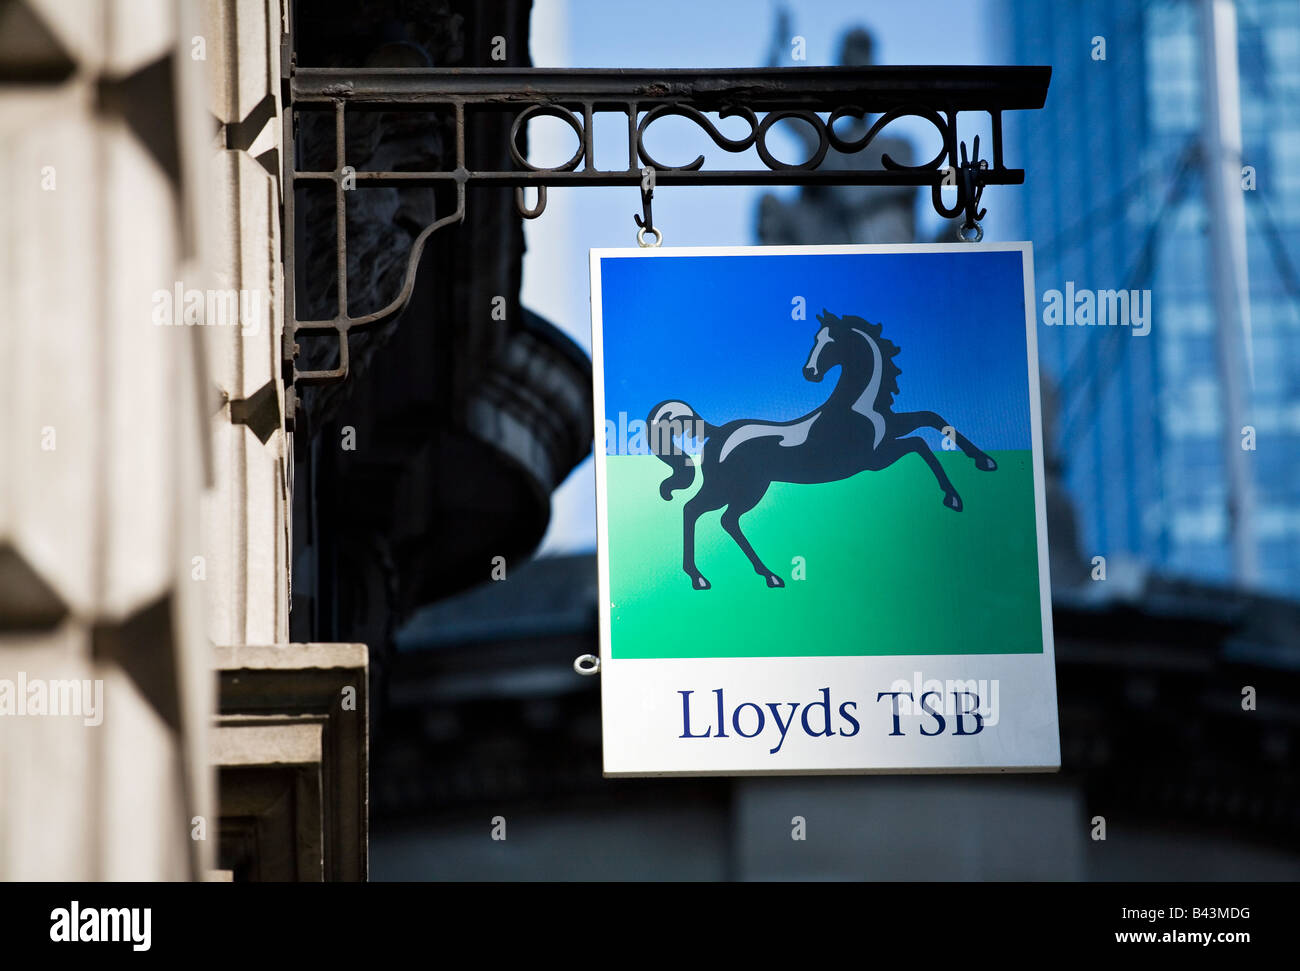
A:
[634,165,656,243]
[516,184,547,219]
[957,136,987,240]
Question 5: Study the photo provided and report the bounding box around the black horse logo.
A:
[648,310,998,590]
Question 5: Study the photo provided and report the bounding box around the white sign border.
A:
[589,242,1059,777]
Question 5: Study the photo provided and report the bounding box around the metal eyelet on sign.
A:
[573,654,601,675]
[636,226,662,248]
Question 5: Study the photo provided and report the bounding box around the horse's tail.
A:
[647,399,716,500]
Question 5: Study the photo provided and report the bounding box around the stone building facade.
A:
[1,0,587,880]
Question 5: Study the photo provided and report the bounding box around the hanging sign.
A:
[590,243,1059,776]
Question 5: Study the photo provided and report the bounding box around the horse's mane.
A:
[820,311,902,411]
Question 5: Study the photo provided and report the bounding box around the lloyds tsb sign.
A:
[590,243,1060,775]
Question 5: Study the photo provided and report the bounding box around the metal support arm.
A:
[281,62,1050,407]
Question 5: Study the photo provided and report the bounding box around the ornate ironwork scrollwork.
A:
[509,104,586,172]
[636,104,758,171]
[827,104,951,170]
[282,65,1050,407]
[753,111,830,170]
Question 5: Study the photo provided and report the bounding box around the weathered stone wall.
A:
[0,0,216,880]
[199,0,292,649]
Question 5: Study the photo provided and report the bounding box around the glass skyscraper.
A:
[1002,0,1300,595]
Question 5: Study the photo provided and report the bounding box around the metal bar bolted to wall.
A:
[279,56,1051,419]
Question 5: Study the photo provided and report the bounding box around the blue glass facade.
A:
[1003,0,1300,595]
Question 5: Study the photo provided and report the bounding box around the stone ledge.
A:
[215,642,368,671]
[214,642,367,881]
[212,715,325,767]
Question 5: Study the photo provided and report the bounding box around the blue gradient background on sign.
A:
[599,250,1032,453]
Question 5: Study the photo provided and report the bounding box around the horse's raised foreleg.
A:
[891,410,997,471]
[879,436,964,511]
[720,489,783,588]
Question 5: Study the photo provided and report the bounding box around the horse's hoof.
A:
[691,575,711,590]
[944,493,963,512]
[976,454,997,471]
[766,574,785,588]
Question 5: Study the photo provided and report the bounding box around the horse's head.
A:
[804,310,872,382]
[804,310,903,404]
[802,318,836,383]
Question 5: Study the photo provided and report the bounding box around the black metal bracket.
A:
[280,61,1050,414]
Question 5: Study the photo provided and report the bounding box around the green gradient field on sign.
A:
[604,450,1043,659]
